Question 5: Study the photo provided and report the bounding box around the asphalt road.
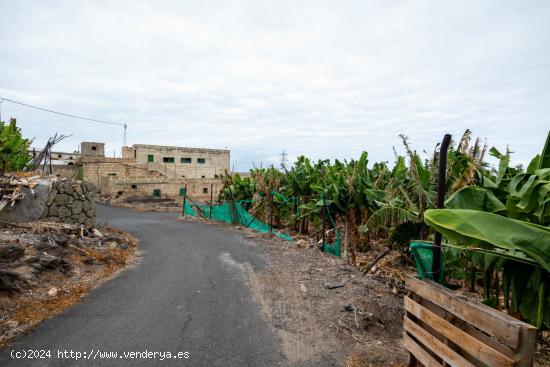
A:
[0,204,285,366]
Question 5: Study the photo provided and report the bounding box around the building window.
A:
[163,157,175,163]
[131,184,137,189]
[197,158,206,164]
[201,175,205,178]
[148,155,154,162]
[57,154,62,158]
[107,173,117,176]
[203,187,208,194]
[181,157,192,163]
[153,189,161,197]
[134,150,137,158]
[91,146,97,151]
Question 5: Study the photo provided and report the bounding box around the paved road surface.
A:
[0,204,284,366]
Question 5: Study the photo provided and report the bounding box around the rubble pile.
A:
[0,173,39,211]
[0,220,137,345]
[0,221,134,293]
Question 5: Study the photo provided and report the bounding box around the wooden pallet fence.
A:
[404,275,537,367]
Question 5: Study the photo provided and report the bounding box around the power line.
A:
[0,97,127,145]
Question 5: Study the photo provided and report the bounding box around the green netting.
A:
[184,200,292,241]
[321,198,341,256]
[409,241,445,283]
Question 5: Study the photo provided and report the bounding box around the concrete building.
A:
[121,144,229,179]
[49,142,230,202]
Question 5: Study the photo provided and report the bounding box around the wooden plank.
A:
[404,297,515,367]
[403,333,443,367]
[406,275,525,349]
[404,317,476,367]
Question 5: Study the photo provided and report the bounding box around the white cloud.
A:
[0,0,548,169]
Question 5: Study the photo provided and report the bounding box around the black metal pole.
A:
[182,184,188,216]
[432,134,452,282]
[321,195,326,251]
[209,183,213,220]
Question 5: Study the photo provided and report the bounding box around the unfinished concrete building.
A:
[50,142,230,202]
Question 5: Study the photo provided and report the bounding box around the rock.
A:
[67,196,74,204]
[117,242,129,250]
[92,228,103,237]
[300,283,307,293]
[57,206,70,218]
[71,201,83,215]
[47,287,58,296]
[78,212,87,224]
[50,233,69,246]
[0,266,27,292]
[295,239,308,249]
[37,254,71,273]
[55,194,69,205]
[82,200,91,211]
[0,243,26,262]
[45,189,58,206]
[47,204,58,216]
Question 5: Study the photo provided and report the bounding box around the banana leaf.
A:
[424,209,550,272]
[445,186,506,213]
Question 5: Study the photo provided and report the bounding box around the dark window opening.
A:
[69,156,73,159]
[153,189,161,197]
[134,150,137,158]
[107,173,117,176]
[197,158,206,164]
[57,154,62,158]
[201,175,205,178]
[91,146,97,151]
[203,188,208,194]
[163,157,175,163]
[131,184,137,189]
[68,162,74,166]
[116,191,123,197]
[148,155,154,162]
[181,157,192,163]
[214,174,219,178]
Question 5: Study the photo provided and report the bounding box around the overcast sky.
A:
[1,0,548,170]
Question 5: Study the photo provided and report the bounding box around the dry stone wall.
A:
[41,181,96,226]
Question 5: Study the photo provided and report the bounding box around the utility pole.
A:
[280,150,288,170]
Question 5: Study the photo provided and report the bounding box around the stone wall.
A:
[41,180,96,226]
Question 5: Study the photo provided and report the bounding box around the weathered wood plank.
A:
[406,275,525,349]
[403,333,443,367]
[404,317,476,367]
[404,297,515,367]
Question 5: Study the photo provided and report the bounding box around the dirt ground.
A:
[231,229,408,367]
[0,221,138,347]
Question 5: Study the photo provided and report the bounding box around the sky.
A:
[1,0,549,171]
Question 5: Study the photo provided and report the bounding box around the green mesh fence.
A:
[322,199,341,256]
[184,200,292,241]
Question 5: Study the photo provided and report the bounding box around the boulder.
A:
[0,243,25,262]
[71,200,83,214]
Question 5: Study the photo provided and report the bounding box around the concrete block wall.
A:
[80,157,160,187]
[102,176,222,202]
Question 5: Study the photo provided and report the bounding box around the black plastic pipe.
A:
[432,134,452,282]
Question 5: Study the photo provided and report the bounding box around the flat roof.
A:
[127,144,230,153]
